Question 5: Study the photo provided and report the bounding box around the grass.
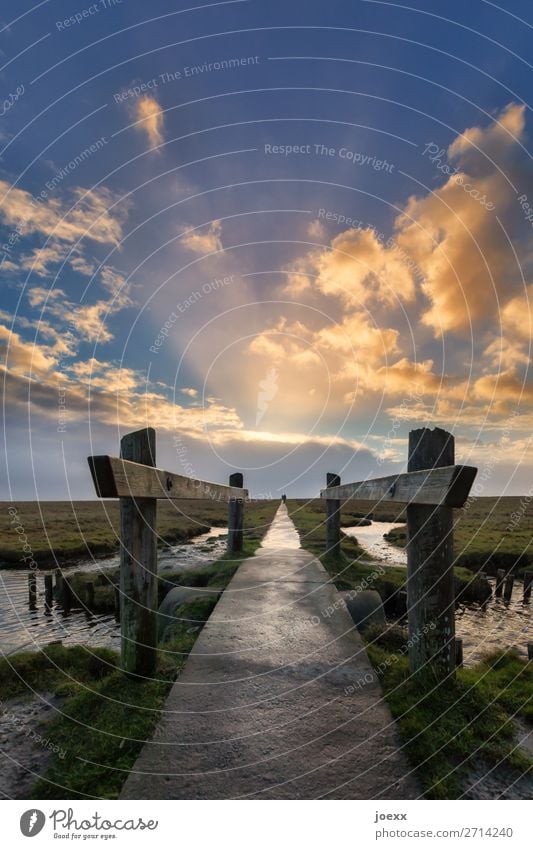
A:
[0,499,233,567]
[363,625,532,798]
[0,500,280,799]
[286,499,487,611]
[386,497,533,576]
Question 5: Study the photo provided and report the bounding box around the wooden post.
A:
[85,581,95,609]
[504,573,514,602]
[495,569,505,597]
[55,568,63,597]
[44,574,53,608]
[406,428,455,679]
[325,473,341,555]
[228,473,244,553]
[62,578,72,613]
[528,643,533,661]
[119,428,158,677]
[28,573,37,609]
[455,637,463,668]
[114,586,120,621]
[523,572,533,602]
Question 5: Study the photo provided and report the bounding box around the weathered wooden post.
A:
[503,572,514,602]
[28,573,37,609]
[528,643,533,661]
[55,568,63,597]
[495,569,505,597]
[523,572,532,602]
[455,637,464,668]
[406,428,455,679]
[85,581,95,610]
[325,473,341,555]
[44,574,53,608]
[228,473,244,553]
[62,577,72,613]
[120,428,158,676]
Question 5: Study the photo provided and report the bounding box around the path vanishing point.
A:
[121,505,419,799]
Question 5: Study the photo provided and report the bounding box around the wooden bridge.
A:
[87,424,478,798]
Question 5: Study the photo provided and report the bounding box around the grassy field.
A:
[364,626,532,798]
[0,498,275,568]
[384,496,533,575]
[1,499,279,799]
[286,499,488,612]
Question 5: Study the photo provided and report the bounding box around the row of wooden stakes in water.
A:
[27,568,533,613]
[27,570,120,619]
[491,569,533,602]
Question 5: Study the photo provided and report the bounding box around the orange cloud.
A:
[134,95,164,150]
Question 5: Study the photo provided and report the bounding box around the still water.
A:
[0,528,227,656]
[343,522,532,666]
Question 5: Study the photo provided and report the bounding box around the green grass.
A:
[286,499,486,609]
[363,626,532,798]
[1,500,280,799]
[385,496,533,576]
[0,499,233,567]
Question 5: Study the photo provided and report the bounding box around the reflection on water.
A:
[343,522,406,564]
[0,527,227,656]
[345,521,532,666]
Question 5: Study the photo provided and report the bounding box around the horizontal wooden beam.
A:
[88,456,248,502]
[320,465,477,508]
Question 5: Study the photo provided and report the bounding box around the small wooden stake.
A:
[528,643,533,661]
[62,578,72,613]
[455,637,463,668]
[44,574,53,608]
[325,473,341,555]
[119,428,158,677]
[495,569,505,597]
[228,473,244,553]
[523,572,533,602]
[406,428,455,679]
[504,573,514,602]
[28,573,37,609]
[85,581,95,609]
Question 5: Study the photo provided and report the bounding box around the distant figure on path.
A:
[281,494,286,503]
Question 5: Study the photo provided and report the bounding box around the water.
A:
[0,527,227,656]
[343,521,406,564]
[344,521,532,666]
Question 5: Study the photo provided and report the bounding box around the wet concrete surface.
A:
[122,506,419,800]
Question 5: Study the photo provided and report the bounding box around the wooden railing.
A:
[321,427,477,680]
[88,427,246,676]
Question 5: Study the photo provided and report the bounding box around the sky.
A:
[1,0,532,500]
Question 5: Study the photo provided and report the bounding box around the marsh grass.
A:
[364,626,532,798]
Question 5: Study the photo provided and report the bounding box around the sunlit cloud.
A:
[134,95,164,150]
[181,220,223,255]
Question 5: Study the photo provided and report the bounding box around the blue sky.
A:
[1,0,532,499]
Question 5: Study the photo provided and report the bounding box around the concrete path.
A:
[121,505,419,799]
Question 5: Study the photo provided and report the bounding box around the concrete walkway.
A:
[121,505,419,799]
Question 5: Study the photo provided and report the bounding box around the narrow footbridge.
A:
[87,425,476,799]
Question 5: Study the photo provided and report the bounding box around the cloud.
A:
[0,181,127,246]
[395,103,532,334]
[314,226,417,309]
[181,220,223,255]
[134,95,164,150]
[27,265,133,344]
